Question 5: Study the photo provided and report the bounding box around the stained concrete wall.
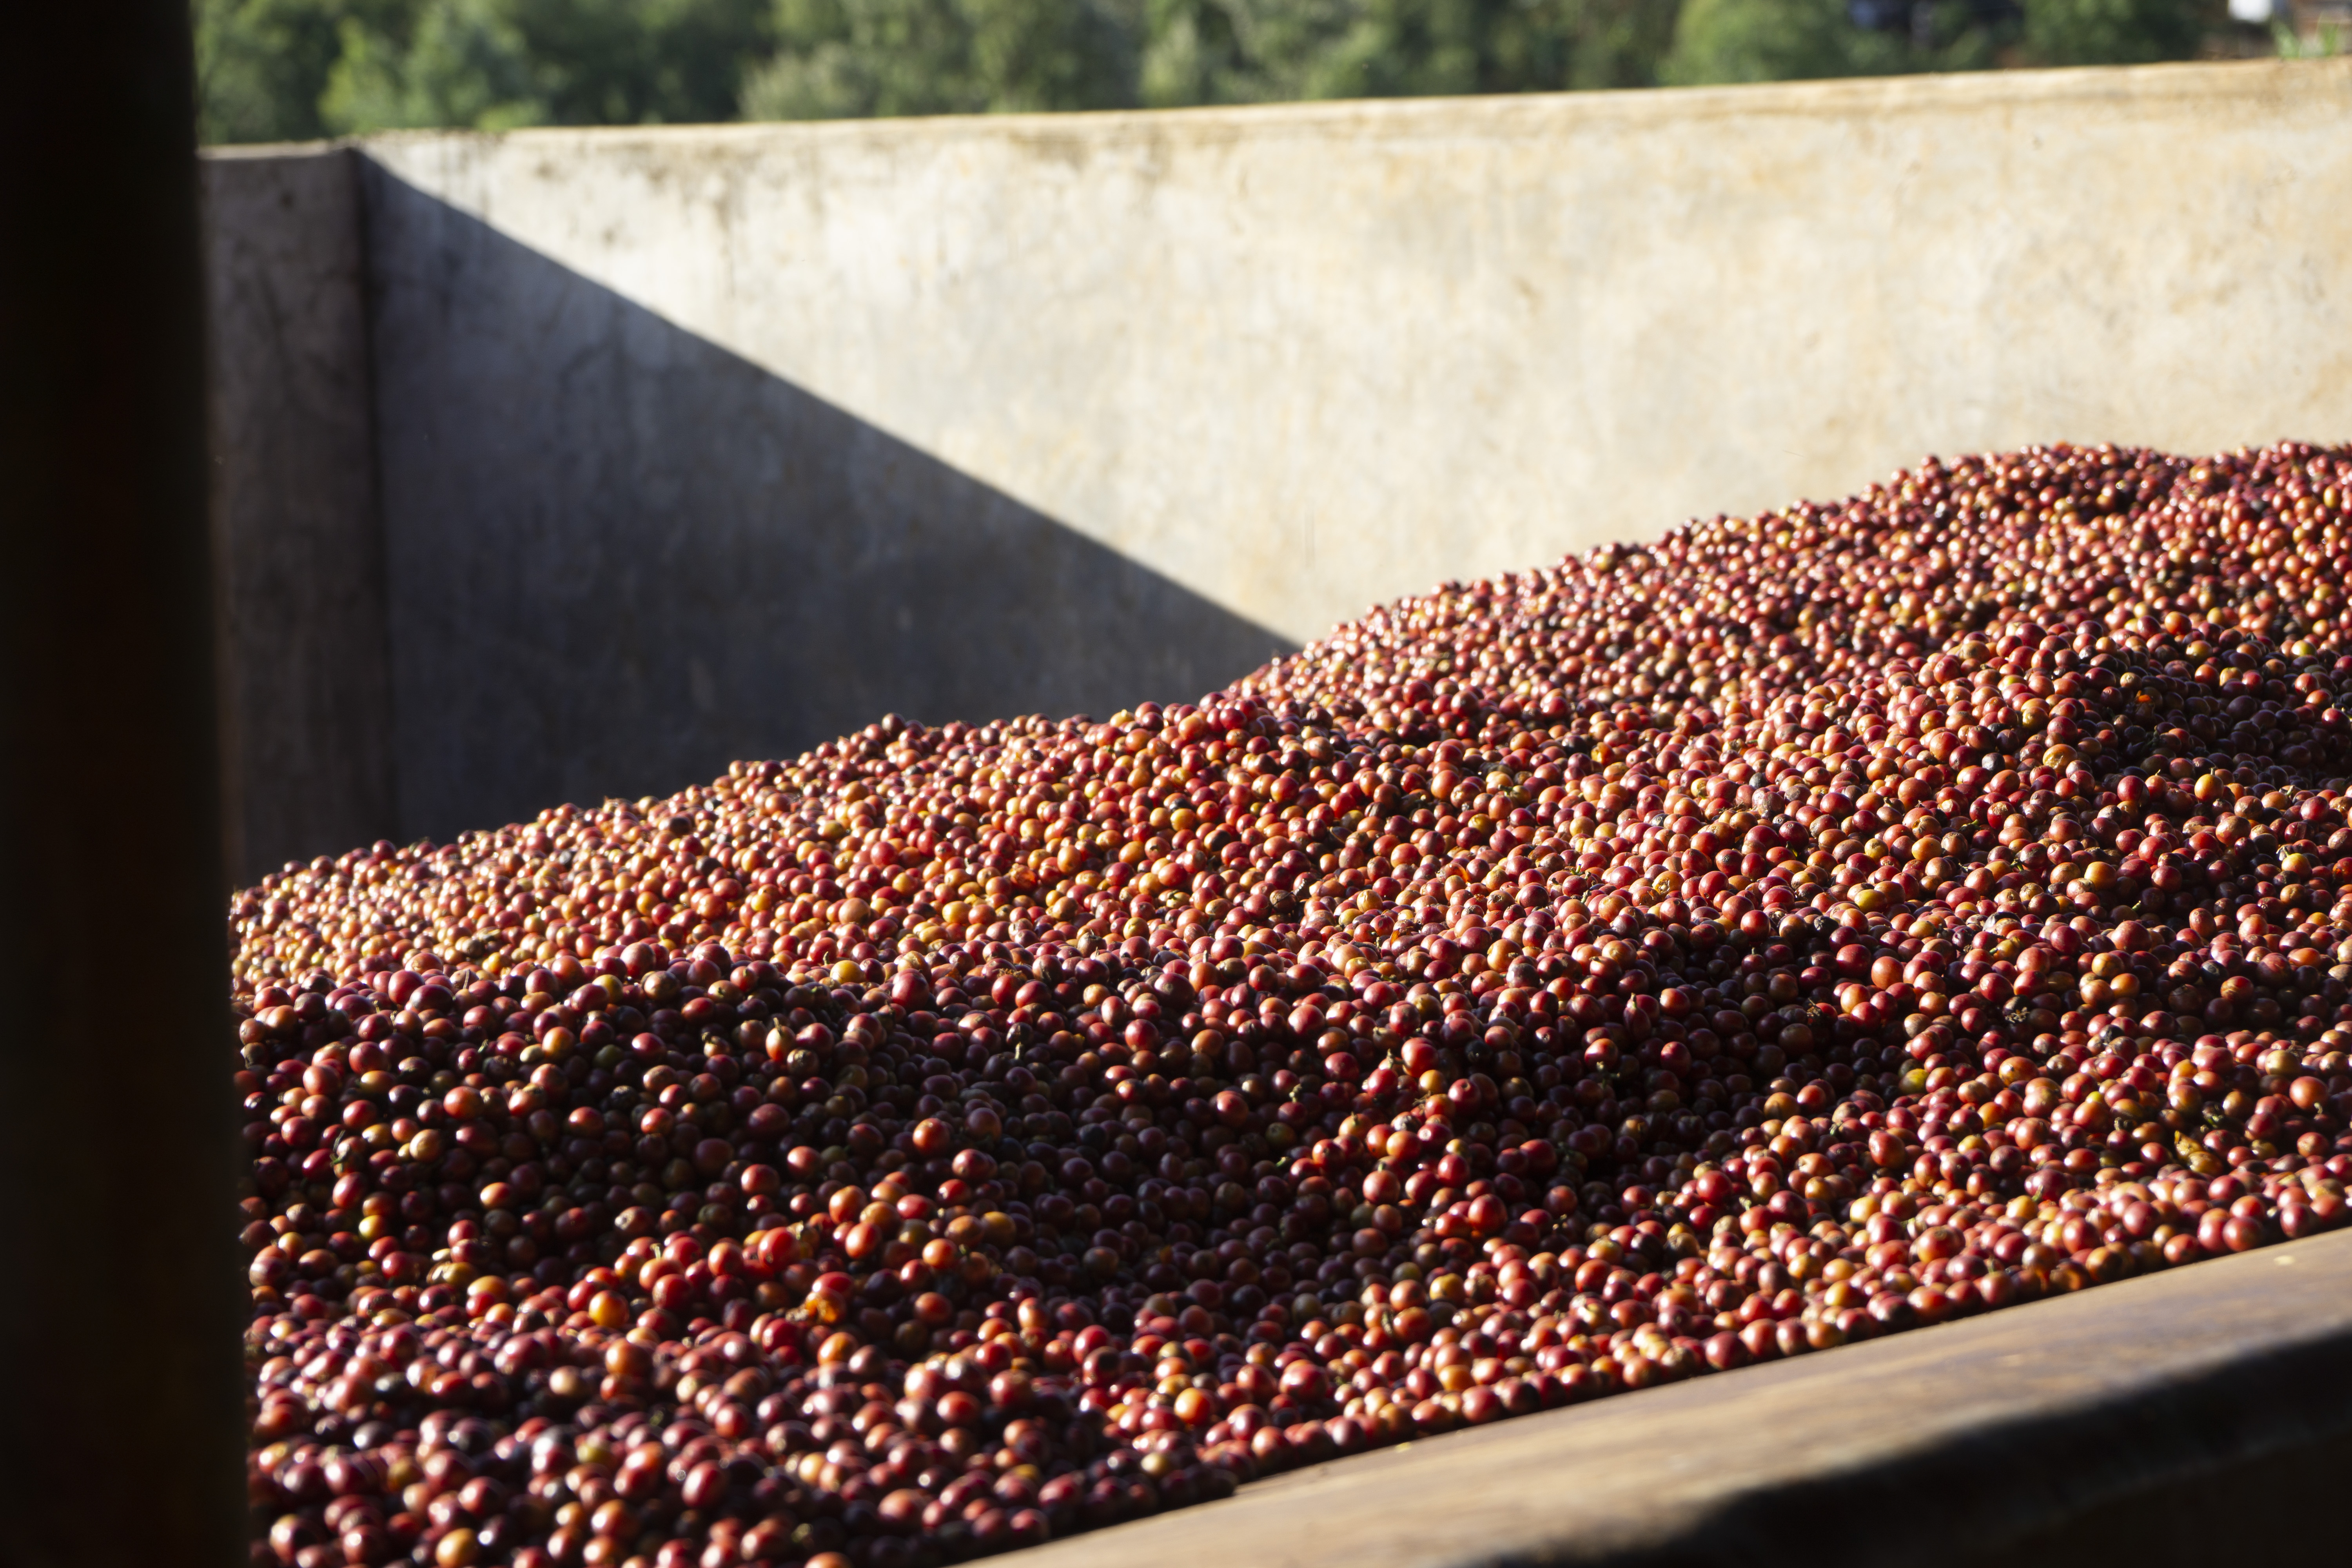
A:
[202,146,397,884]
[357,169,1283,852]
[204,58,2352,882]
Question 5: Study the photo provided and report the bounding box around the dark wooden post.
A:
[0,5,247,1565]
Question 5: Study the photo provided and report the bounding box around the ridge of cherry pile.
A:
[238,441,2352,1568]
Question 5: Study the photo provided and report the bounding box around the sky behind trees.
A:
[195,0,2248,144]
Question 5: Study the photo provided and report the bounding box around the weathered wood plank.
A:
[1005,1230,2352,1568]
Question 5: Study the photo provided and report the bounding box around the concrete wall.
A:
[357,167,1281,852]
[205,58,2352,882]
[202,146,397,883]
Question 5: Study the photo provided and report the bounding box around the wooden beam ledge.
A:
[1002,1228,2352,1568]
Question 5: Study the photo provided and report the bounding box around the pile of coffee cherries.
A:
[236,442,2352,1568]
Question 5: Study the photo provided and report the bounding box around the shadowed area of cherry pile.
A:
[237,441,2352,1568]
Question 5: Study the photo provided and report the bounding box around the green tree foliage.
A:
[1132,0,1675,107]
[195,0,773,138]
[738,0,1681,119]
[1662,0,2007,85]
[196,0,398,142]
[322,0,544,130]
[2022,0,2206,64]
[1660,0,2211,86]
[739,0,1139,117]
[192,0,2225,143]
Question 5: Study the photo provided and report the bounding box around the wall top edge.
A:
[203,56,2350,162]
[200,139,355,162]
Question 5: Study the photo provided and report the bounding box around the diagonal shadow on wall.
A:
[360,165,1294,846]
